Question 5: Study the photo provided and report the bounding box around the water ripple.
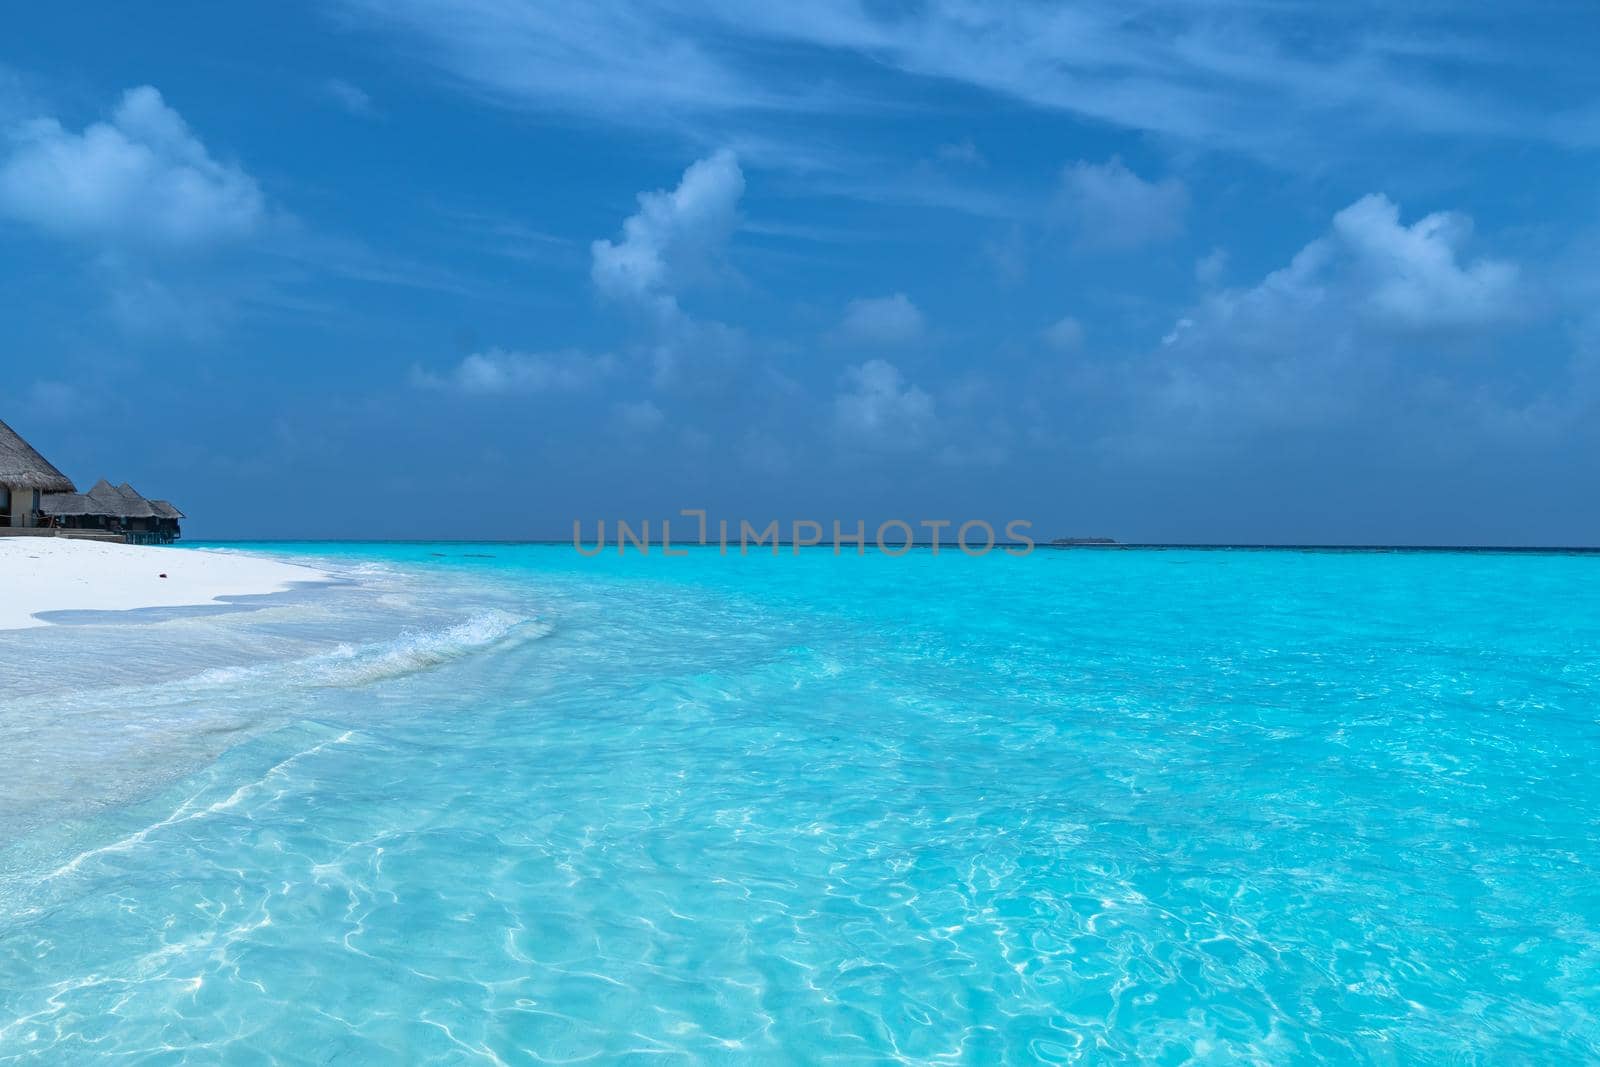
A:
[2,546,1599,1062]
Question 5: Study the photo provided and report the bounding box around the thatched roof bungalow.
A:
[3,415,186,541]
[0,417,76,528]
[40,480,121,519]
[41,478,185,542]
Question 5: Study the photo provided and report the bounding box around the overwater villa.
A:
[42,480,185,544]
[0,417,185,543]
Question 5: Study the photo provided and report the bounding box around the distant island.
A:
[1049,537,1120,546]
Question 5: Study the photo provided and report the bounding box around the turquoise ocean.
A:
[2,543,1599,1063]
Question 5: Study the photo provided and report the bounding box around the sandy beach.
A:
[0,538,330,630]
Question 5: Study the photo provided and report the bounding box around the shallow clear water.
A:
[2,544,1599,1063]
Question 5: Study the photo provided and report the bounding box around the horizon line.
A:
[184,539,1600,554]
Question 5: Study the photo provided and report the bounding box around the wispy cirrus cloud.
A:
[331,0,1600,164]
[333,0,806,124]
[411,348,616,395]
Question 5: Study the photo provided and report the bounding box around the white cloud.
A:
[337,0,782,124]
[335,2,1587,162]
[0,86,264,249]
[1042,316,1084,350]
[591,148,744,317]
[1059,157,1186,250]
[727,5,1574,156]
[1125,192,1525,451]
[838,293,925,345]
[1172,194,1521,346]
[1328,194,1519,330]
[834,359,935,448]
[588,149,752,391]
[412,348,615,394]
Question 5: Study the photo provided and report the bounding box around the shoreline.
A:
[0,538,334,631]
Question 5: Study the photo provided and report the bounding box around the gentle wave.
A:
[182,609,545,692]
[311,609,546,687]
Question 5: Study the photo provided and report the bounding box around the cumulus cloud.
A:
[1059,157,1186,250]
[837,293,925,345]
[834,359,935,448]
[1129,192,1525,450]
[412,348,616,394]
[591,148,744,317]
[0,86,264,249]
[587,149,753,391]
[1327,194,1519,330]
[1166,194,1521,350]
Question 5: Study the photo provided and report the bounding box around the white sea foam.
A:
[169,609,545,692]
[0,596,550,844]
[311,609,544,687]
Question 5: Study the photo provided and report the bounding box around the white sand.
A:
[0,538,332,630]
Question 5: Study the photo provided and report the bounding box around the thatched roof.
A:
[41,480,126,518]
[84,479,123,514]
[114,482,159,519]
[0,418,75,493]
[43,480,185,521]
[39,492,94,516]
[73,479,158,519]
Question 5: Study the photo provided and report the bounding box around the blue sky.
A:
[3,1,1598,543]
